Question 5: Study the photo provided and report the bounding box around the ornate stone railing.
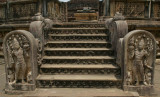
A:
[3,30,38,93]
[29,13,53,54]
[105,12,128,66]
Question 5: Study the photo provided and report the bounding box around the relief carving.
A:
[115,2,145,18]
[3,30,38,91]
[9,3,37,18]
[153,3,160,17]
[6,35,31,86]
[11,38,29,84]
[127,35,153,85]
[123,30,156,90]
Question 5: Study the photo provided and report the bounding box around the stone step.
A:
[46,41,111,48]
[42,56,115,64]
[24,88,139,97]
[44,48,113,56]
[49,34,107,36]
[36,74,121,88]
[49,34,109,41]
[52,23,105,28]
[49,28,107,34]
[51,28,106,30]
[40,64,120,75]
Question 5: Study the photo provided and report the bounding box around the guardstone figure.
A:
[12,38,27,84]
[129,37,153,86]
[123,30,156,96]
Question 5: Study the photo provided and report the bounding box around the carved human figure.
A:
[131,38,152,85]
[12,38,27,83]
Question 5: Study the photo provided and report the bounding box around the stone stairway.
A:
[36,23,122,88]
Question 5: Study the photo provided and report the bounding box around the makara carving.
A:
[105,12,128,67]
[105,12,128,51]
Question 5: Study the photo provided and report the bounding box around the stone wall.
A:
[0,0,67,23]
[67,0,99,21]
[8,1,37,19]
[109,0,149,18]
[0,3,6,23]
[103,0,160,19]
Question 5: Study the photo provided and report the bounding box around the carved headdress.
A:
[13,38,20,49]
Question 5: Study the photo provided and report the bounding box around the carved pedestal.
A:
[3,30,38,94]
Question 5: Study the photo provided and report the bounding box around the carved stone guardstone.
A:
[3,30,38,93]
[123,30,157,96]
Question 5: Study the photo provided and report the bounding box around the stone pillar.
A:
[123,30,157,96]
[3,30,38,93]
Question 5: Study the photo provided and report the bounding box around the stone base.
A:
[5,89,30,95]
[24,88,139,97]
[5,83,35,94]
[123,85,156,96]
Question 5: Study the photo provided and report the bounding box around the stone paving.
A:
[0,58,160,97]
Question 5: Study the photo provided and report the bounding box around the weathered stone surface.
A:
[3,30,38,93]
[116,38,123,67]
[123,30,157,96]
[105,12,128,52]
[105,13,128,69]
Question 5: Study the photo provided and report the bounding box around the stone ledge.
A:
[24,88,139,97]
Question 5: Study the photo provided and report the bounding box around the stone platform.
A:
[24,88,139,97]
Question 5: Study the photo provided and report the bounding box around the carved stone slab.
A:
[116,38,124,67]
[123,30,157,96]
[3,30,38,92]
